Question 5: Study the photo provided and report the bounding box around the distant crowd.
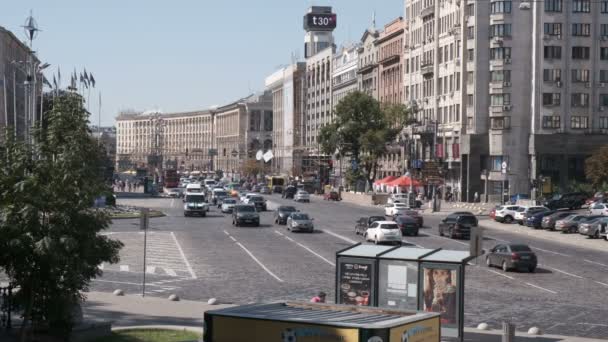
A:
[113,179,144,193]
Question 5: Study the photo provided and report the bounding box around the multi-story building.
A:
[332,45,359,108]
[357,27,380,99]
[115,110,214,171]
[214,91,273,179]
[0,25,42,140]
[265,63,306,176]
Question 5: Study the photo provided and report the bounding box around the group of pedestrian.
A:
[113,179,144,193]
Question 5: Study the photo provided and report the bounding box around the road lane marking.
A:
[423,233,469,246]
[524,282,557,294]
[235,242,284,282]
[145,266,156,274]
[223,230,230,236]
[163,268,177,276]
[320,229,357,244]
[274,230,335,266]
[595,281,608,287]
[538,265,583,279]
[529,246,571,257]
[401,238,424,248]
[120,265,129,272]
[170,232,198,279]
[486,269,515,280]
[229,236,237,242]
[93,279,181,288]
[584,259,608,268]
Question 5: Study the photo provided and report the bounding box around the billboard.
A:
[303,13,337,31]
[338,260,373,306]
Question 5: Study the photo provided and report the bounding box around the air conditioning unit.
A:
[503,82,511,87]
[503,105,512,111]
[504,58,512,64]
[585,82,591,88]
[556,81,562,87]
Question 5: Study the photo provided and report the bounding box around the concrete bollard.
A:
[208,298,219,305]
[168,294,180,301]
[477,323,489,330]
[527,327,542,335]
[113,289,124,296]
[502,322,515,342]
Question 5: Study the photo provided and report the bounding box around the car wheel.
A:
[414,230,419,236]
[439,229,444,237]
[504,216,513,224]
[449,228,455,239]
[486,257,492,267]
[502,261,509,272]
[528,266,536,273]
[232,220,235,226]
[202,212,206,217]
[594,231,600,239]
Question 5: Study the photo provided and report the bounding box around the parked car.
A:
[514,206,549,225]
[542,192,587,210]
[232,204,260,227]
[541,211,574,230]
[571,215,604,234]
[387,193,409,204]
[294,190,311,203]
[586,192,607,206]
[286,212,314,233]
[220,198,237,213]
[588,203,608,216]
[183,193,209,217]
[354,216,386,235]
[395,209,424,227]
[260,186,271,194]
[275,206,298,225]
[554,214,588,233]
[282,186,298,199]
[578,217,608,239]
[524,210,555,229]
[384,203,410,217]
[438,213,477,239]
[494,205,522,224]
[246,195,267,211]
[324,190,341,201]
[364,221,403,245]
[486,244,537,272]
[395,215,419,236]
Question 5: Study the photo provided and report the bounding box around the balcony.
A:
[421,5,435,17]
[420,61,434,77]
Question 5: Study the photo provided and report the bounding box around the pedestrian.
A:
[310,291,327,303]
[474,191,479,203]
[121,180,126,192]
[127,180,132,192]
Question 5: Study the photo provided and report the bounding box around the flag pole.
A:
[98,92,102,145]
[3,75,8,132]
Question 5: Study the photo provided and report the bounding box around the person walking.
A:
[310,291,327,303]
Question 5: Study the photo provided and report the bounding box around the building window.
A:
[467,94,474,106]
[600,94,608,106]
[572,0,590,12]
[602,0,608,13]
[599,117,608,129]
[491,1,512,13]
[572,46,590,59]
[544,23,562,38]
[543,93,561,106]
[543,69,562,82]
[545,0,562,12]
[467,26,475,39]
[544,46,562,59]
[571,93,590,107]
[490,24,512,38]
[491,117,511,129]
[466,3,475,16]
[468,49,474,61]
[491,93,511,106]
[571,116,589,129]
[490,47,512,60]
[542,116,561,128]
[490,156,504,171]
[601,70,608,83]
[571,69,590,82]
[602,24,608,37]
[490,70,511,82]
[601,48,608,60]
[572,23,591,36]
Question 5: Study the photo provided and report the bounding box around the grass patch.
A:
[110,210,165,219]
[93,329,200,342]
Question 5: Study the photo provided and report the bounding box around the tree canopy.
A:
[585,145,608,188]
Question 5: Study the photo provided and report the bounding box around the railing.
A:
[0,285,13,331]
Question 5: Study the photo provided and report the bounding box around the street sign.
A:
[256,150,263,161]
[422,161,442,179]
[208,148,218,156]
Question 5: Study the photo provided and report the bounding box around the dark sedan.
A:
[274,206,297,225]
[395,216,419,236]
[524,210,555,229]
[438,213,477,239]
[541,211,574,230]
[486,244,537,272]
[395,210,424,227]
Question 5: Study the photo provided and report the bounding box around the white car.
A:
[294,191,311,202]
[384,203,409,217]
[387,194,408,204]
[364,221,403,245]
[589,203,608,216]
[494,205,522,224]
[240,193,256,202]
[514,206,549,225]
[221,198,237,213]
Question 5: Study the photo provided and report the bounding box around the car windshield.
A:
[404,210,418,216]
[396,217,414,223]
[237,206,255,212]
[214,191,227,197]
[381,224,399,229]
[250,197,264,202]
[223,199,236,204]
[185,195,205,203]
[572,216,586,221]
[291,213,309,220]
[551,194,562,200]
[369,216,384,223]
[516,208,526,212]
[279,206,296,212]
[458,216,477,224]
[510,245,532,252]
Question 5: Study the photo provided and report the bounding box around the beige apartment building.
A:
[358,27,380,99]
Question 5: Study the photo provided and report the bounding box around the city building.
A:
[0,25,42,140]
[214,91,273,180]
[264,62,306,176]
[332,44,360,108]
[357,26,380,99]
[115,110,214,172]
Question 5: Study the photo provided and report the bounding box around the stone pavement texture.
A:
[82,291,605,342]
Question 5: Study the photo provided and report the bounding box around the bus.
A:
[163,169,180,188]
[266,175,287,189]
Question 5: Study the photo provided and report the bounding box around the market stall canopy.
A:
[373,175,398,185]
[386,175,424,187]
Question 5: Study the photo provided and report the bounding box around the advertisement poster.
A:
[338,261,373,306]
[421,264,459,328]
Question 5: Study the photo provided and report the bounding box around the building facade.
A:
[332,45,360,108]
[265,63,306,176]
[357,28,380,99]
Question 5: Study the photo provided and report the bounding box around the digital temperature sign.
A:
[303,13,337,31]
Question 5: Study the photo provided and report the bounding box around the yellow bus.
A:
[266,175,287,189]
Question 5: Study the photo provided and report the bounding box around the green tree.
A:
[0,93,123,340]
[319,92,411,189]
[585,146,608,188]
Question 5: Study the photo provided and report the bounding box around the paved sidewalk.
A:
[82,291,604,341]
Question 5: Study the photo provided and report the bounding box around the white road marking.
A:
[595,281,608,287]
[524,282,557,294]
[145,266,156,274]
[170,199,175,207]
[285,236,295,242]
[235,242,284,282]
[120,265,129,272]
[320,229,357,244]
[223,230,230,236]
[529,246,571,257]
[538,265,583,279]
[164,268,177,276]
[402,238,424,248]
[274,230,335,266]
[487,236,509,243]
[578,322,608,327]
[229,236,237,242]
[170,232,198,279]
[274,231,284,236]
[486,269,515,280]
[584,259,608,268]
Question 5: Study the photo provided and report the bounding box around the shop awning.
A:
[386,175,424,187]
[373,175,398,185]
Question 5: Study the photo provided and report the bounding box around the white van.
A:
[185,183,203,194]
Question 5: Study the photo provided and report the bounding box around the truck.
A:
[203,301,440,342]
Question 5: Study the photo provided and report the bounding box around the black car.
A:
[438,213,477,239]
[395,216,419,236]
[273,185,284,194]
[543,192,587,210]
[248,195,267,211]
[486,244,537,272]
[354,216,385,235]
[282,186,297,199]
[232,205,260,227]
[275,206,297,225]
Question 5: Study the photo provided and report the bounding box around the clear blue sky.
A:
[2,1,403,126]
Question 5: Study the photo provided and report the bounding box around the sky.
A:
[2,1,403,126]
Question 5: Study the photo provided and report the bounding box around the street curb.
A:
[110,211,166,220]
[463,327,604,342]
[112,325,203,334]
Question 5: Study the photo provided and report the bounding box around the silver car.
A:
[294,191,311,203]
[221,198,237,213]
[579,217,608,239]
[287,213,314,232]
